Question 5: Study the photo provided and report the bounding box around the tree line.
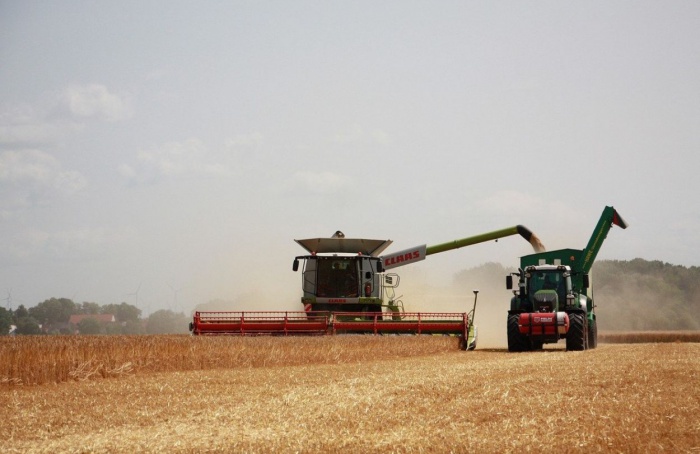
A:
[0,298,191,335]
[593,259,700,330]
[3,258,697,335]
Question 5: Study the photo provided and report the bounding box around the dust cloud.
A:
[396,263,515,348]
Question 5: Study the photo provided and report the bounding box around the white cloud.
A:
[0,84,128,147]
[1,225,136,263]
[292,170,353,194]
[332,124,393,146]
[62,84,132,121]
[120,138,233,183]
[225,132,264,149]
[475,190,544,216]
[0,104,81,145]
[0,149,87,210]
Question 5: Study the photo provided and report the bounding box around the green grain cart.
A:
[506,206,628,351]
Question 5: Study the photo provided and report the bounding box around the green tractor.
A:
[506,206,628,351]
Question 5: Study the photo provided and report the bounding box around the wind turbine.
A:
[126,282,142,309]
[167,284,183,312]
[2,289,11,311]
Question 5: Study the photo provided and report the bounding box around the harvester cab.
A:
[506,206,628,352]
[292,234,395,314]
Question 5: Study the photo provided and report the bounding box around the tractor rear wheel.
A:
[566,313,587,351]
[587,318,598,349]
[507,314,530,352]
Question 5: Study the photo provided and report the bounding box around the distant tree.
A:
[146,310,190,334]
[13,304,29,322]
[593,259,700,330]
[76,317,102,335]
[28,298,76,327]
[105,323,123,335]
[77,302,101,314]
[0,307,12,335]
[15,316,41,335]
[121,319,145,335]
[101,302,141,323]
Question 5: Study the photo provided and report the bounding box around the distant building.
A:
[68,314,116,333]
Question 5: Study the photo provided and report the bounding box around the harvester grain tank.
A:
[505,206,628,352]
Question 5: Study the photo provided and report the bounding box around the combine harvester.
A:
[505,206,628,352]
[191,225,545,350]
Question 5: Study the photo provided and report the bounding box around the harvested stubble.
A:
[1,337,699,453]
[599,331,700,344]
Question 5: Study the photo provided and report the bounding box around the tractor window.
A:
[529,271,565,297]
[529,271,565,311]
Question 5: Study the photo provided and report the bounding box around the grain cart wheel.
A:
[507,314,530,352]
[587,318,598,349]
[566,313,587,351]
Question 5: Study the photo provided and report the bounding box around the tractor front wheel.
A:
[566,313,587,351]
[507,314,530,352]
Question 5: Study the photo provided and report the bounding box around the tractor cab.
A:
[507,265,582,312]
[526,266,570,312]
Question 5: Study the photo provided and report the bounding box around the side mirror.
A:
[506,275,513,290]
[582,274,590,289]
[293,259,299,272]
[377,262,384,273]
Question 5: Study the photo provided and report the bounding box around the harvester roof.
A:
[295,237,393,256]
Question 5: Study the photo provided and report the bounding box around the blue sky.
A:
[1,1,698,314]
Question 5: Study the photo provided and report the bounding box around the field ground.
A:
[2,337,699,453]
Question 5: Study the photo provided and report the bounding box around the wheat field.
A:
[2,335,699,453]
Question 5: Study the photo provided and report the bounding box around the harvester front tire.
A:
[507,314,530,352]
[566,313,587,351]
[587,318,598,349]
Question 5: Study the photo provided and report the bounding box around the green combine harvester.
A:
[506,206,628,351]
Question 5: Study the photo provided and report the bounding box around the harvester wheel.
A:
[566,313,587,351]
[507,314,530,352]
[587,318,598,349]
